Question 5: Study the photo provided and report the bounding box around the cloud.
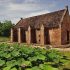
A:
[24,0,37,3]
[24,0,41,3]
[25,10,50,18]
[0,0,52,24]
[1,0,68,24]
[8,3,42,11]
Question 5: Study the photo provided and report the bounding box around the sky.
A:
[0,0,70,24]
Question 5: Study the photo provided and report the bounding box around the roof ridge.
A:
[60,8,68,24]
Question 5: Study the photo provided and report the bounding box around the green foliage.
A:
[3,66,11,70]
[0,43,69,70]
[31,66,41,70]
[0,59,5,66]
[39,64,58,70]
[0,20,14,37]
[11,68,17,70]
[46,49,62,62]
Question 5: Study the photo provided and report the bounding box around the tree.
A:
[0,20,14,37]
[0,22,2,36]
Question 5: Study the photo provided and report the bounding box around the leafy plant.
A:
[0,43,69,70]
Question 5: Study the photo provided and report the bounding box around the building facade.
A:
[10,6,70,45]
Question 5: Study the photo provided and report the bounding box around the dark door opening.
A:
[67,31,69,44]
[31,29,36,43]
[13,29,18,42]
[44,28,50,44]
[21,29,26,43]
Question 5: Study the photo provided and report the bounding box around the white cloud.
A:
[8,3,42,11]
[24,0,41,3]
[24,0,36,3]
[0,0,56,24]
[25,10,50,18]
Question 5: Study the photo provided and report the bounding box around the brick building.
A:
[11,6,70,45]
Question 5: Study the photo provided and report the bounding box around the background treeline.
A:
[0,20,14,37]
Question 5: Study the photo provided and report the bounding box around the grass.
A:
[62,51,70,58]
[0,36,10,42]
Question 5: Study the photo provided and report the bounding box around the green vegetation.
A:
[0,20,14,37]
[0,37,9,42]
[0,43,70,70]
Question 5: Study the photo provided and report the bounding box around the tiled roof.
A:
[14,9,65,29]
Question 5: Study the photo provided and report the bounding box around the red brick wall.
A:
[61,10,70,44]
[49,28,61,45]
[49,10,70,45]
